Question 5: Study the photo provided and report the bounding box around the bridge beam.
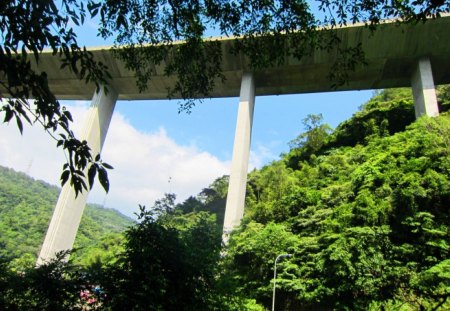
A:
[37,86,118,265]
[223,72,255,240]
[411,57,439,118]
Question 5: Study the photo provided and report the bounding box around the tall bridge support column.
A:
[37,86,118,265]
[223,72,255,241]
[411,57,439,118]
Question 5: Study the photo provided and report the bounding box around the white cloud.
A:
[249,143,278,170]
[89,112,231,216]
[0,101,230,218]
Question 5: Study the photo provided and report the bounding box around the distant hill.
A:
[0,165,134,266]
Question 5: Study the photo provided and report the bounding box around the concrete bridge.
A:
[4,15,448,264]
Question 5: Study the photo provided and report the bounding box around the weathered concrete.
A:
[223,73,255,238]
[411,57,439,118]
[37,86,118,265]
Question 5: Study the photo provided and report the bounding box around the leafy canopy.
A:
[1,0,112,195]
[226,90,450,310]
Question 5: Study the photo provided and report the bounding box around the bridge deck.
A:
[3,16,450,100]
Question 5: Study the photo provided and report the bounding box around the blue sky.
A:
[114,91,373,163]
[0,6,375,217]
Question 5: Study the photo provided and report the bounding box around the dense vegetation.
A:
[225,87,450,310]
[0,166,134,268]
[0,87,449,310]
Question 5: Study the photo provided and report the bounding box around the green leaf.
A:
[3,109,14,123]
[60,170,70,186]
[102,162,114,170]
[64,110,73,122]
[98,167,110,193]
[15,115,23,134]
[88,165,97,190]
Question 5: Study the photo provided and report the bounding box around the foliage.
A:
[0,0,114,195]
[173,175,229,228]
[71,232,125,267]
[90,200,223,310]
[326,97,415,149]
[324,86,450,151]
[224,89,450,310]
[288,113,333,164]
[0,251,102,310]
[287,86,450,171]
[0,196,224,310]
[437,84,450,113]
[221,222,300,309]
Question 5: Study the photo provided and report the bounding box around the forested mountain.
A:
[222,86,450,310]
[0,166,134,267]
[0,87,449,310]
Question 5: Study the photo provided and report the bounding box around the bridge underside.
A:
[4,15,448,263]
[3,15,450,101]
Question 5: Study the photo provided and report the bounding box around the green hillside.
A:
[0,88,449,310]
[222,87,450,310]
[0,166,134,267]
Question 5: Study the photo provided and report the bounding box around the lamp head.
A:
[276,253,293,261]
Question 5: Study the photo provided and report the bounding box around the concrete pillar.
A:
[411,57,439,118]
[223,72,255,239]
[37,86,118,265]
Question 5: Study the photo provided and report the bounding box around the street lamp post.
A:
[272,253,292,311]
